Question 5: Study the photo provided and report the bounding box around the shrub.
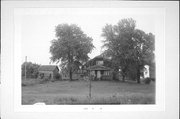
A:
[22,83,27,87]
[54,73,61,80]
[144,78,151,84]
[39,77,49,84]
[112,71,119,81]
[38,73,44,79]
[151,78,155,81]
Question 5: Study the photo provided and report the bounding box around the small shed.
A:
[38,65,59,81]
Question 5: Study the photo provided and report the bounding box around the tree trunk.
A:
[121,68,126,82]
[68,50,73,81]
[122,74,125,82]
[136,67,141,84]
[69,68,72,81]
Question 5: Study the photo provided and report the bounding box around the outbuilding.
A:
[38,65,59,81]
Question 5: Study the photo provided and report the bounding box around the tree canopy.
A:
[50,24,94,80]
[102,18,155,83]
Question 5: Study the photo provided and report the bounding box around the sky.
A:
[21,8,156,65]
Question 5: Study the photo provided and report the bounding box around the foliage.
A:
[50,24,94,80]
[101,18,155,83]
[126,62,138,81]
[144,78,152,84]
[149,61,156,79]
[54,73,61,80]
[21,62,40,79]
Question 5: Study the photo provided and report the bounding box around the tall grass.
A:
[22,78,48,86]
[22,80,155,105]
[22,94,155,105]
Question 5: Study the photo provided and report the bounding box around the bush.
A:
[151,78,155,81]
[39,77,49,84]
[22,83,27,87]
[112,72,119,81]
[54,73,61,80]
[144,78,151,84]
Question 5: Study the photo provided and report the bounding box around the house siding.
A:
[38,66,59,81]
[86,56,113,80]
[61,70,84,80]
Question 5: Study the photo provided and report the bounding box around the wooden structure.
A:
[60,69,85,80]
[60,56,114,81]
[38,65,59,81]
[85,56,113,80]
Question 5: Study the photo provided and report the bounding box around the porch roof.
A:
[86,65,112,71]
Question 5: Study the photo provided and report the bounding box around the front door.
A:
[97,71,101,80]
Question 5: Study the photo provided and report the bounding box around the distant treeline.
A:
[21,62,40,79]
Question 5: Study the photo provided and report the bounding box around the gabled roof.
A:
[84,55,112,67]
[38,65,59,71]
[87,65,112,71]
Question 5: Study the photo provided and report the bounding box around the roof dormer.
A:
[96,60,104,65]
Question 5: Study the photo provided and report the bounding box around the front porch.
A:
[87,65,113,80]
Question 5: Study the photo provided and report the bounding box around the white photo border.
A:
[1,1,179,119]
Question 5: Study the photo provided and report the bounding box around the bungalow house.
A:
[85,56,113,80]
[60,56,114,81]
[38,65,59,81]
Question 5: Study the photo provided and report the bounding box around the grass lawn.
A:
[22,80,155,105]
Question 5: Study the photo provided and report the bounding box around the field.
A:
[22,79,155,105]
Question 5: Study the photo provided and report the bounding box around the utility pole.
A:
[89,75,92,103]
[25,56,27,80]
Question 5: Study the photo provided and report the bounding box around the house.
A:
[85,56,113,80]
[60,56,114,81]
[38,65,59,81]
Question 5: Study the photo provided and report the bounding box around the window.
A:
[104,71,109,76]
[96,60,103,65]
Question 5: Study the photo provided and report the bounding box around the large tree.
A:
[50,24,94,81]
[102,18,155,83]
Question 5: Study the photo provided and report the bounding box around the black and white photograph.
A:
[1,1,179,119]
[20,8,156,105]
